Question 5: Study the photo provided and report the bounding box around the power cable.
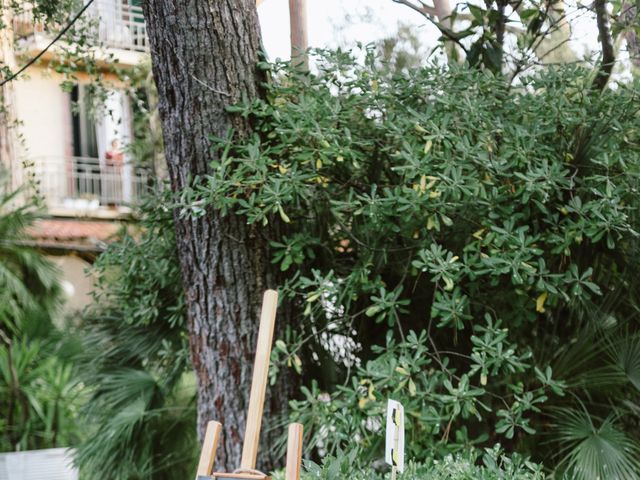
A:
[0,0,96,87]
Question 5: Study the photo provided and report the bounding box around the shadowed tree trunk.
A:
[622,2,640,70]
[141,0,293,471]
[593,0,616,91]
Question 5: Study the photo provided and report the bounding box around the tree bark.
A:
[144,69,167,181]
[593,0,616,91]
[141,0,291,471]
[622,1,640,70]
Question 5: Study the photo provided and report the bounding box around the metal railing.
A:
[12,4,45,38]
[91,0,148,52]
[13,1,148,53]
[32,156,150,211]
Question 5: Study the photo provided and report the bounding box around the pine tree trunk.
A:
[141,0,292,471]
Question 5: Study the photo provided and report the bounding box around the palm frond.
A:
[554,407,640,480]
[75,192,195,479]
[0,178,62,335]
[610,335,640,391]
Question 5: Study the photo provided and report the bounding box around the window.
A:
[70,85,98,159]
[70,85,100,200]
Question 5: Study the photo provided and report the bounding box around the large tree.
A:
[141,0,290,471]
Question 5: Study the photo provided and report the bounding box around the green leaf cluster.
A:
[272,444,544,479]
[75,191,196,480]
[198,49,640,476]
[0,176,81,452]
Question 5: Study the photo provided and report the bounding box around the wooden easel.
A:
[195,290,304,480]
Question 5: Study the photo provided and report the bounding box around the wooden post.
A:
[285,423,304,480]
[195,290,293,479]
[196,421,222,477]
[240,290,279,470]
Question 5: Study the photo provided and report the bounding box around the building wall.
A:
[12,64,136,211]
[13,66,70,163]
[48,255,95,314]
[13,65,133,165]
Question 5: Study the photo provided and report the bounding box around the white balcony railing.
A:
[91,0,148,52]
[33,156,150,212]
[13,1,148,53]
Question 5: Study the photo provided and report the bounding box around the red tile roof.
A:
[27,219,122,252]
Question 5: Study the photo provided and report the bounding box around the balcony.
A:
[13,1,148,54]
[33,156,151,217]
[92,0,148,53]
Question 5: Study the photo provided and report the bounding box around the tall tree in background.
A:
[289,0,309,69]
[141,0,290,470]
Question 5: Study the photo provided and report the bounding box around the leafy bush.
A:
[75,192,196,480]
[0,179,61,336]
[288,330,562,460]
[271,445,543,479]
[77,48,640,478]
[0,337,84,451]
[0,178,81,452]
[197,49,640,477]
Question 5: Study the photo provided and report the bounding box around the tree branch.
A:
[392,0,469,56]
[0,0,95,86]
[592,0,616,91]
[392,0,438,17]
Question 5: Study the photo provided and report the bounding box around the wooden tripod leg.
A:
[285,423,304,480]
[240,290,279,470]
[196,420,222,478]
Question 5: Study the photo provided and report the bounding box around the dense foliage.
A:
[287,445,544,479]
[75,192,196,480]
[51,47,640,478]
[192,50,640,477]
[0,183,60,333]
[0,179,82,451]
[3,0,640,475]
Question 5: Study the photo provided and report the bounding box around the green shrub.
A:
[199,48,640,477]
[0,178,80,451]
[271,444,543,479]
[75,192,196,479]
[79,48,640,478]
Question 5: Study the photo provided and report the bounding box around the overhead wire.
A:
[0,0,96,87]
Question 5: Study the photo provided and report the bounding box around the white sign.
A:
[385,399,405,473]
[0,448,78,480]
